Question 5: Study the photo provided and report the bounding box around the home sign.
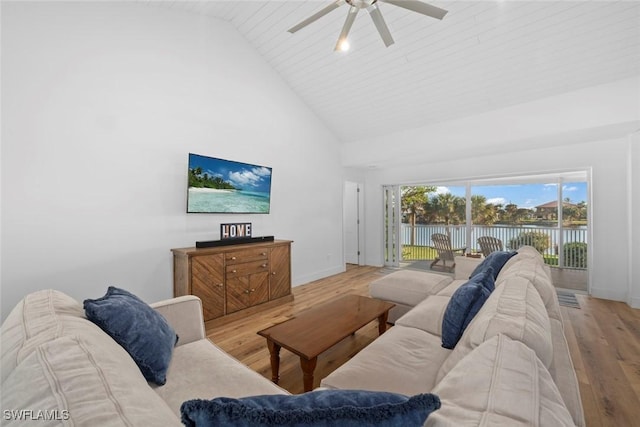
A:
[220,223,252,240]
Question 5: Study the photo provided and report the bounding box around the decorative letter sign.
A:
[220,223,252,240]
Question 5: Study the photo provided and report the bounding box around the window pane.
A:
[400,185,466,261]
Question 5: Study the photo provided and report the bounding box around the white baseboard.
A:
[292,265,346,287]
[629,296,640,309]
[590,286,628,303]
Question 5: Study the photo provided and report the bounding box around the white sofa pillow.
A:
[1,336,181,427]
[427,334,574,427]
[395,295,451,336]
[436,276,553,383]
[1,290,85,382]
[497,257,562,321]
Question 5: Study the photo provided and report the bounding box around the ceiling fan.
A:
[288,0,448,51]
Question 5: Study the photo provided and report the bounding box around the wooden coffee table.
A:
[257,294,395,392]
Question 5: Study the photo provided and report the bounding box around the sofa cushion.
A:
[396,296,451,336]
[434,279,466,297]
[1,290,81,383]
[152,339,288,416]
[181,390,440,427]
[369,270,453,307]
[470,250,517,279]
[497,256,562,321]
[427,334,574,427]
[1,289,141,385]
[505,245,541,260]
[320,326,451,395]
[84,286,178,385]
[437,276,553,383]
[1,335,181,427]
[441,268,494,349]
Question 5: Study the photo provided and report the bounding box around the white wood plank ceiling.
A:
[144,1,640,143]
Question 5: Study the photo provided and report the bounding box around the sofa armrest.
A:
[150,295,205,346]
[454,256,482,280]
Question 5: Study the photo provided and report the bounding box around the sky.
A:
[189,153,272,193]
[435,182,588,209]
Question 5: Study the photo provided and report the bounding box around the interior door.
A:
[344,181,361,265]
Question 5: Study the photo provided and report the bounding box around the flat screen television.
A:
[187,153,272,214]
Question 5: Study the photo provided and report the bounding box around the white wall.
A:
[342,77,640,169]
[1,2,345,319]
[630,135,640,308]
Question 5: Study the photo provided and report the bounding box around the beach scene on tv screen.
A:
[188,153,272,213]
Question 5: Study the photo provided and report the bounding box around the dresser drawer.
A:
[226,260,270,278]
[226,248,269,264]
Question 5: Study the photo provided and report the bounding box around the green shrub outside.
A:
[564,242,588,268]
[508,231,550,253]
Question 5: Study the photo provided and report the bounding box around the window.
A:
[388,171,589,290]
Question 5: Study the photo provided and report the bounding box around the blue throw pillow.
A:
[180,389,440,427]
[469,250,517,280]
[84,286,178,385]
[441,268,494,349]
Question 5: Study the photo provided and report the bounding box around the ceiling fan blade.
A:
[288,0,345,33]
[368,5,394,47]
[335,6,359,51]
[381,0,448,20]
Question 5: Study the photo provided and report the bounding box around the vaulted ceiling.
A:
[144,0,640,143]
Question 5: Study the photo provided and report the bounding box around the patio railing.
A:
[401,224,588,269]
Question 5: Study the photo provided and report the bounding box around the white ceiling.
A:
[144,0,640,143]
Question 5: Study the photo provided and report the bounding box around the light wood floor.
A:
[206,265,640,426]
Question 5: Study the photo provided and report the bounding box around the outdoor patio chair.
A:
[430,233,466,273]
[477,236,504,257]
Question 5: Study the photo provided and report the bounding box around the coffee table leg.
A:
[378,311,389,335]
[266,340,281,384]
[300,357,318,392]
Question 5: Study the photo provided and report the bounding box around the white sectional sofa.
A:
[0,246,584,426]
[322,246,585,426]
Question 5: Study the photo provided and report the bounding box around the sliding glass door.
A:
[383,185,401,267]
[388,171,590,291]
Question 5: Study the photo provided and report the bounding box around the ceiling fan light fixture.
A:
[337,39,351,51]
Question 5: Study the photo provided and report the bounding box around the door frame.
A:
[343,181,364,265]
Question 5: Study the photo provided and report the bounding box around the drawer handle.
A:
[231,256,237,260]
[272,272,276,275]
[232,269,237,274]
[261,263,267,268]
[244,290,250,294]
[261,252,267,256]
[217,283,223,288]
[250,288,255,293]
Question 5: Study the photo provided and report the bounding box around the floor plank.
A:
[562,295,640,425]
[206,265,640,424]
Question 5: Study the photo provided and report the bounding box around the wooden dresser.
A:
[171,240,293,326]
